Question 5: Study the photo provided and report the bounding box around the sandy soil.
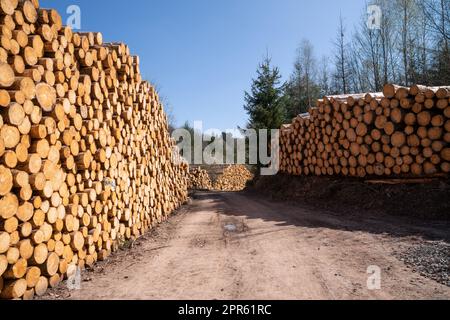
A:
[42,191,450,300]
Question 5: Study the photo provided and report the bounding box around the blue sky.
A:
[41,0,366,130]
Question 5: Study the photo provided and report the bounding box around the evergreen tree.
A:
[430,42,450,85]
[244,57,286,169]
[244,57,287,130]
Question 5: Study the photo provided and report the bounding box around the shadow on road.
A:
[190,191,450,244]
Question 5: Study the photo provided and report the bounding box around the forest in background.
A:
[281,0,450,120]
[172,0,449,165]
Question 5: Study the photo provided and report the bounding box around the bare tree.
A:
[333,14,351,93]
[354,14,382,91]
[285,39,321,117]
[422,0,449,43]
[416,10,430,84]
[297,39,316,108]
[297,0,448,97]
[151,81,177,131]
[164,102,177,133]
[349,41,371,92]
[395,0,425,85]
[318,56,331,96]
[422,0,450,84]
[376,0,400,85]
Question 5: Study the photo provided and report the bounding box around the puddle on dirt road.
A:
[224,224,238,232]
[222,220,248,234]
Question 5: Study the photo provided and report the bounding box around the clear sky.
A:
[41,0,366,130]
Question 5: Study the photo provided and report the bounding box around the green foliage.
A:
[244,57,287,130]
[429,42,450,85]
[284,77,322,119]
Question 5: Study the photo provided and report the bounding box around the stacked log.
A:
[188,167,212,190]
[280,85,450,178]
[213,165,253,191]
[0,0,188,300]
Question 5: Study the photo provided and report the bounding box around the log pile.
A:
[188,167,212,190]
[213,165,253,191]
[0,0,188,300]
[280,84,450,178]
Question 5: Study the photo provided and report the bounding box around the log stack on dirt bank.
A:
[188,165,253,192]
[0,0,189,299]
[188,167,212,190]
[213,165,253,191]
[280,85,450,178]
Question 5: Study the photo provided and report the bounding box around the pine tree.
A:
[244,57,286,169]
[244,57,287,130]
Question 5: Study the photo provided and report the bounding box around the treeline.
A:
[245,0,450,130]
[174,122,244,164]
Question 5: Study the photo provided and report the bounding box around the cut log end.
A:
[0,166,13,196]
[0,63,15,88]
[35,83,56,112]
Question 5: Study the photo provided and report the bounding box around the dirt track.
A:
[44,192,450,300]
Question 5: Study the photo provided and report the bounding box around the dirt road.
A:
[44,192,450,300]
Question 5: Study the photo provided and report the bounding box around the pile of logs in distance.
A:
[188,165,253,192]
[0,0,189,299]
[280,85,450,178]
[188,167,212,191]
[213,165,253,191]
